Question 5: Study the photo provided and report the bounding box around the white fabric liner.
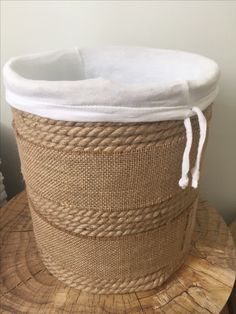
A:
[3,46,219,122]
[3,46,220,189]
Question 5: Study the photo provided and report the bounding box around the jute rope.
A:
[28,187,197,237]
[12,106,211,293]
[38,248,186,294]
[30,198,197,294]
[12,107,211,152]
[15,129,199,209]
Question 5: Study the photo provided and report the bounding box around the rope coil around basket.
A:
[27,187,197,237]
[12,106,211,294]
[12,107,211,152]
[30,198,198,294]
[38,248,186,294]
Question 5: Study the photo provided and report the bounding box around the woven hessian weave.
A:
[12,106,211,294]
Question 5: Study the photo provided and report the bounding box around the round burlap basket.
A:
[11,106,212,294]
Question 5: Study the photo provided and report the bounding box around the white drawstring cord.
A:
[191,106,207,188]
[179,117,193,189]
[178,106,207,189]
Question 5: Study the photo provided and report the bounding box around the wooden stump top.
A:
[0,191,236,314]
[230,220,236,245]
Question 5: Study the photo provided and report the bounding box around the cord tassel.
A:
[191,107,207,188]
[179,117,193,189]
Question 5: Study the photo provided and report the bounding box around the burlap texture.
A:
[12,107,211,294]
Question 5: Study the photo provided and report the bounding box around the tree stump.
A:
[228,219,236,314]
[230,220,236,245]
[0,191,235,314]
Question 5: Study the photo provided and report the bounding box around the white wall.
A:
[1,1,236,222]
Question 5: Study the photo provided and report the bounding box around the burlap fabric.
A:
[12,107,211,294]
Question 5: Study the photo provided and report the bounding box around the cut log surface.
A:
[230,220,236,245]
[0,191,235,314]
[228,219,236,314]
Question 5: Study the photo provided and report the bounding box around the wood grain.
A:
[0,191,235,314]
[228,219,236,314]
[230,220,236,245]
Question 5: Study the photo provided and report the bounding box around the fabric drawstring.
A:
[179,106,207,189]
[191,107,207,188]
[178,117,193,189]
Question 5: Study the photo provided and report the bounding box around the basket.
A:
[4,47,219,294]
